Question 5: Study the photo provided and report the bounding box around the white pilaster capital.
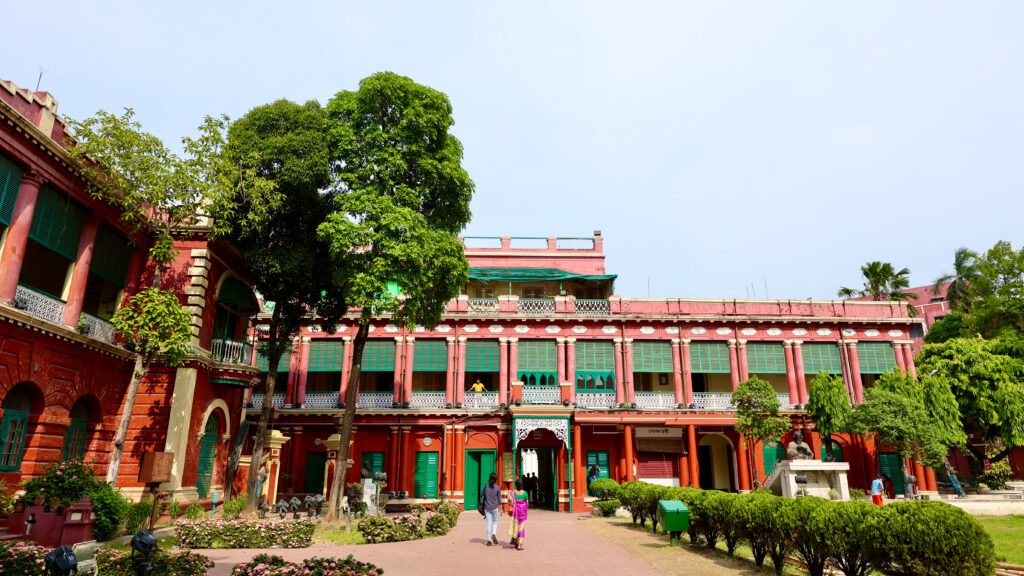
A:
[565,337,576,343]
[342,336,352,342]
[394,336,404,343]
[727,339,737,347]
[556,337,566,343]
[446,336,456,342]
[845,339,859,345]
[613,337,623,344]
[508,337,519,343]
[680,338,691,345]
[671,338,681,345]
[624,337,634,343]
[498,337,508,343]
[792,340,804,346]
[457,336,468,343]
[737,339,747,346]
[405,336,416,342]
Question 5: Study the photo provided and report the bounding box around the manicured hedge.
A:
[588,478,621,500]
[175,517,317,548]
[357,506,458,543]
[614,481,995,576]
[230,553,383,576]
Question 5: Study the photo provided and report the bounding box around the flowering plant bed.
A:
[0,542,213,576]
[230,553,384,576]
[175,517,317,549]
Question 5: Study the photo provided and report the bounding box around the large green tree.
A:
[964,241,1024,339]
[838,261,917,313]
[804,372,853,461]
[66,109,275,482]
[733,376,792,485]
[318,72,474,519]
[931,247,979,311]
[226,99,349,510]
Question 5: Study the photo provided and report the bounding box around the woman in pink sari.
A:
[508,477,529,550]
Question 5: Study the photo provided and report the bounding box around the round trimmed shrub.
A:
[863,500,995,576]
[705,491,742,555]
[788,496,831,576]
[617,481,644,524]
[642,483,672,532]
[592,499,621,517]
[90,482,131,541]
[588,478,621,500]
[733,491,775,567]
[806,500,876,576]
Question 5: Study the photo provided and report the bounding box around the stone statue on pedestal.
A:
[787,431,814,460]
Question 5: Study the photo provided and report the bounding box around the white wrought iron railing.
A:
[211,338,253,365]
[410,391,447,409]
[519,298,555,316]
[576,391,616,409]
[464,392,499,409]
[574,299,610,317]
[467,298,500,315]
[304,392,340,409]
[777,393,796,410]
[250,392,285,409]
[14,284,65,326]
[357,392,394,409]
[522,385,560,404]
[691,392,734,410]
[80,313,116,344]
[635,391,677,410]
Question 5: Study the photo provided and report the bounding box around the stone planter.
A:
[5,497,95,547]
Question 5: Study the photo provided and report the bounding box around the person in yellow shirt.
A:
[469,379,487,393]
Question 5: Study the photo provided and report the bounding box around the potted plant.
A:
[76,317,91,335]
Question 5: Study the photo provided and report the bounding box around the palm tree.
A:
[838,261,918,313]
[931,247,979,311]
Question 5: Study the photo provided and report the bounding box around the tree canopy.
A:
[732,376,791,446]
[838,261,917,310]
[805,372,853,460]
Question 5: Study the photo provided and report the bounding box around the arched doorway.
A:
[196,417,219,499]
[512,416,570,511]
[697,433,736,491]
[63,398,92,461]
[0,383,39,472]
[821,439,844,462]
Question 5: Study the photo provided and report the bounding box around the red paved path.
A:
[200,510,668,576]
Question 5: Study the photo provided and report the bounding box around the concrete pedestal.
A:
[362,478,378,515]
[768,460,851,500]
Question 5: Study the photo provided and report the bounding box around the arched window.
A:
[0,387,31,471]
[196,417,219,498]
[63,400,90,461]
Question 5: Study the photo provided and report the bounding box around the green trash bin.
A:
[657,500,689,544]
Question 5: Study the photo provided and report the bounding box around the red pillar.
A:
[624,339,635,404]
[508,337,519,387]
[445,336,456,406]
[556,337,567,384]
[398,427,409,493]
[339,336,353,404]
[903,343,917,380]
[793,341,808,404]
[453,425,465,506]
[737,433,751,492]
[404,337,415,404]
[893,343,907,373]
[613,339,625,405]
[784,341,800,406]
[623,424,635,481]
[671,339,684,405]
[572,424,584,499]
[0,171,44,301]
[393,337,405,405]
[389,426,400,489]
[61,216,100,326]
[682,339,694,406]
[498,338,509,405]
[913,460,926,494]
[737,340,749,382]
[566,338,577,404]
[728,339,740,390]
[295,337,310,406]
[688,424,699,488]
[924,467,938,492]
[848,342,864,404]
[456,337,467,406]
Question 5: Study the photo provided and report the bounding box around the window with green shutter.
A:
[362,340,396,372]
[465,340,499,372]
[802,343,843,374]
[195,418,218,498]
[62,400,89,462]
[413,340,447,372]
[518,340,557,386]
[586,451,610,480]
[257,349,291,372]
[746,342,786,374]
[690,341,730,373]
[414,451,439,498]
[217,277,258,310]
[29,185,84,261]
[0,387,31,472]
[90,225,132,287]
[857,342,897,374]
[763,441,786,476]
[633,341,673,373]
[576,340,615,390]
[361,452,386,476]
[308,340,344,372]
[0,152,24,226]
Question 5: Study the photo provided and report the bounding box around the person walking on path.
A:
[482,472,502,546]
[508,478,529,551]
[871,472,885,507]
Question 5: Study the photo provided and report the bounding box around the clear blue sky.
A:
[6,1,1022,298]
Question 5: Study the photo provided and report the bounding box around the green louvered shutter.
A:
[518,340,557,385]
[857,342,898,374]
[195,418,218,499]
[465,340,499,372]
[62,418,88,461]
[690,341,731,373]
[633,341,673,373]
[218,277,257,310]
[414,452,439,498]
[257,350,291,372]
[878,452,905,495]
[308,340,344,372]
[361,452,385,476]
[89,225,132,287]
[29,186,84,260]
[414,340,447,372]
[0,152,24,226]
[0,410,28,471]
[746,342,786,374]
[763,441,786,476]
[362,340,396,372]
[802,343,844,374]
[576,340,615,390]
[586,451,610,479]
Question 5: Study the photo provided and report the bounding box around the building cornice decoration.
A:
[514,417,568,448]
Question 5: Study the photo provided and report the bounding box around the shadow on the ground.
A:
[614,519,776,575]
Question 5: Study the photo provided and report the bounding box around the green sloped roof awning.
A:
[469,267,616,283]
[218,277,259,310]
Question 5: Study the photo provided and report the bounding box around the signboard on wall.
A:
[636,427,683,439]
[502,452,515,482]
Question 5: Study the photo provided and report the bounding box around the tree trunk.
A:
[106,354,148,484]
[327,321,369,521]
[245,312,283,511]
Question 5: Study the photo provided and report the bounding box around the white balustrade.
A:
[211,338,253,365]
[576,392,616,409]
[304,392,340,409]
[357,392,395,409]
[519,298,555,316]
[777,393,796,410]
[467,298,500,315]
[464,392,499,409]
[522,386,560,404]
[14,285,66,325]
[250,392,285,409]
[410,391,447,409]
[635,391,677,410]
[80,313,116,344]
[574,299,610,317]
[691,392,734,410]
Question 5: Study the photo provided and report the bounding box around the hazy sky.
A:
[6,1,1022,298]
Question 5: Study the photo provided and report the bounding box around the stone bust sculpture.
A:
[787,431,814,460]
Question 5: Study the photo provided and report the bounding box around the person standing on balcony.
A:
[469,379,487,393]
[482,472,502,546]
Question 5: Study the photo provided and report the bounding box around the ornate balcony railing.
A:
[80,313,116,344]
[211,338,253,365]
[576,391,616,409]
[519,298,555,316]
[14,284,65,326]
[522,385,560,404]
[691,392,734,411]
[467,298,500,315]
[304,392,340,409]
[250,392,285,409]
[777,393,796,410]
[635,391,677,410]
[464,392,499,409]
[357,392,394,409]
[574,299,610,317]
[410,391,447,409]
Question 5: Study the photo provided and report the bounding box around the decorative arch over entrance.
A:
[511,415,573,512]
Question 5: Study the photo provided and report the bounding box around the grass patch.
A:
[315,524,367,545]
[975,515,1024,564]
[102,536,179,552]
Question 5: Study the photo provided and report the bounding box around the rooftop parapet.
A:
[461,231,606,275]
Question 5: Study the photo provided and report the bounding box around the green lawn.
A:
[315,524,367,545]
[975,515,1024,564]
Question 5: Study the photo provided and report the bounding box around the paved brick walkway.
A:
[199,511,669,576]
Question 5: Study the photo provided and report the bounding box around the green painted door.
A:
[361,452,385,477]
[196,419,218,498]
[586,451,610,480]
[464,450,497,510]
[763,441,786,476]
[821,440,844,462]
[414,452,439,498]
[878,452,905,496]
[304,452,327,494]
